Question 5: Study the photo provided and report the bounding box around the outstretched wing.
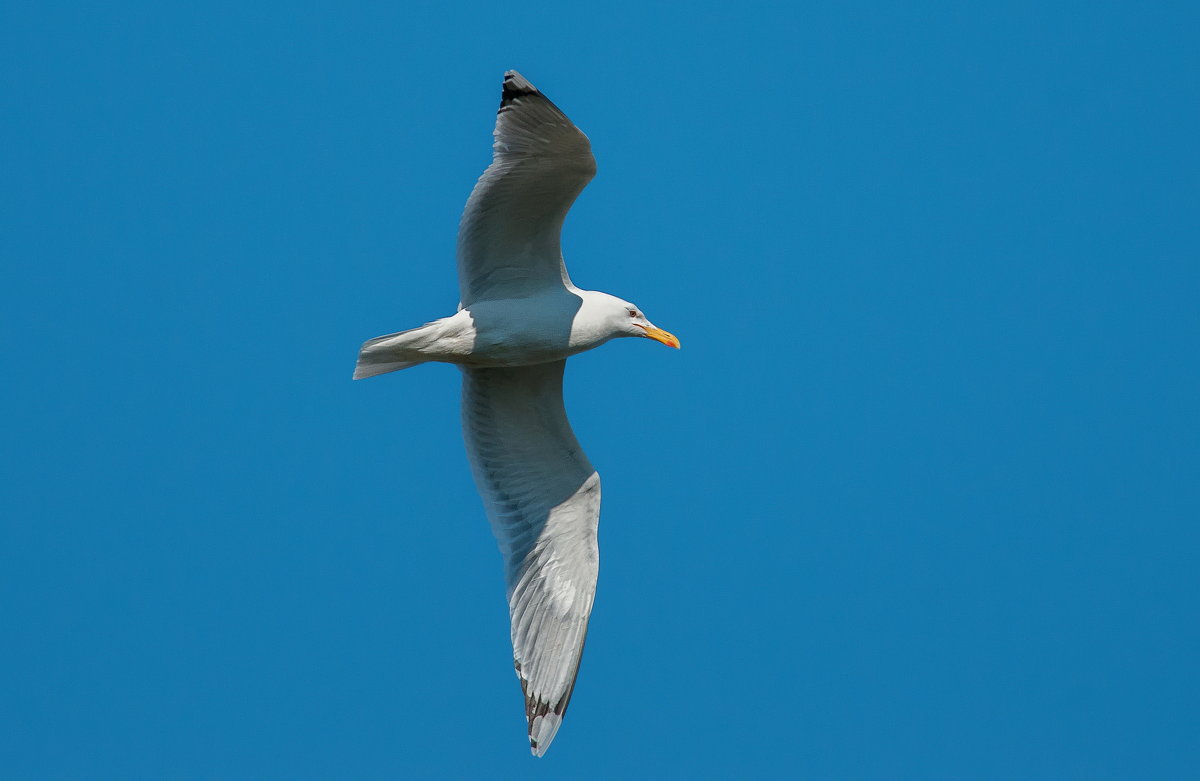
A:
[460,361,600,756]
[456,71,597,306]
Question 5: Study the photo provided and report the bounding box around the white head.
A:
[587,291,680,349]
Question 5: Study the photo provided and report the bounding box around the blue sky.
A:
[3,1,1198,778]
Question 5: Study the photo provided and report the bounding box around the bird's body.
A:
[354,71,677,756]
[354,288,644,375]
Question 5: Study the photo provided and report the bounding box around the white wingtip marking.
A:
[529,712,563,757]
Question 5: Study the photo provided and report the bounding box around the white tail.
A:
[353,329,427,379]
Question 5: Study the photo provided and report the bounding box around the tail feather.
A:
[352,358,420,379]
[353,329,427,379]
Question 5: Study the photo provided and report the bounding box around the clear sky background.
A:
[3,2,1198,779]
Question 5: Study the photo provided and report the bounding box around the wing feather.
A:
[456,71,597,305]
[460,361,600,756]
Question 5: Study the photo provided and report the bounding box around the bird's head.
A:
[607,296,680,349]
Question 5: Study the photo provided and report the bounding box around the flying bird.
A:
[353,71,678,756]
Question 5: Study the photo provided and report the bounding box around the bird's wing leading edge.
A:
[460,361,600,756]
[456,71,597,306]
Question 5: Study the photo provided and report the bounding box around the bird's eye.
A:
[628,310,638,318]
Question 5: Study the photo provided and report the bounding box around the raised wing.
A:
[456,71,597,306]
[460,361,600,756]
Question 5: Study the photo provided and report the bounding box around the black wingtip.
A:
[500,70,539,109]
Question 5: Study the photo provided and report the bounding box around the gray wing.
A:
[460,361,600,756]
[456,71,597,306]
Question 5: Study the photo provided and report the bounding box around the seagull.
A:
[353,71,679,756]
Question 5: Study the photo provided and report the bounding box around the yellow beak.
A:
[640,326,681,349]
